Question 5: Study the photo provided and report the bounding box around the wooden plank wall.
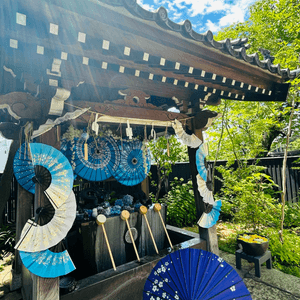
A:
[150,156,300,204]
[208,156,300,204]
[93,206,166,273]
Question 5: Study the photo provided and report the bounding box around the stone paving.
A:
[220,250,300,300]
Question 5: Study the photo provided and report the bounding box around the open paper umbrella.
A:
[114,140,151,186]
[15,191,76,252]
[143,248,251,300]
[195,143,208,182]
[198,200,222,229]
[13,143,74,208]
[74,136,120,182]
[19,243,76,278]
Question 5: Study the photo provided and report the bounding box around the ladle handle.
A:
[125,219,140,262]
[158,211,173,249]
[102,224,116,271]
[143,214,159,254]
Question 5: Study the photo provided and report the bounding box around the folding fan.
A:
[13,143,74,208]
[172,119,201,148]
[143,248,251,300]
[195,143,208,182]
[74,136,120,181]
[15,191,76,252]
[19,244,76,278]
[196,174,215,205]
[198,200,222,228]
[114,140,151,186]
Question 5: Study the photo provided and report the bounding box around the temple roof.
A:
[0,0,299,119]
[101,0,299,81]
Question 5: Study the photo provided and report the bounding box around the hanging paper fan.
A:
[196,174,215,205]
[114,140,151,186]
[143,248,251,300]
[172,119,201,148]
[195,143,208,182]
[15,191,76,252]
[19,243,76,278]
[13,143,74,208]
[198,200,222,229]
[74,136,120,182]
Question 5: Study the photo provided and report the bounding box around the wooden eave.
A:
[0,0,297,118]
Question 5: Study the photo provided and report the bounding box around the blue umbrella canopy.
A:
[20,248,75,278]
[197,200,222,229]
[144,248,251,300]
[195,143,208,182]
[114,140,151,186]
[74,136,120,182]
[13,143,74,208]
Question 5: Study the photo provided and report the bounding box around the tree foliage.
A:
[206,0,300,161]
[148,136,188,201]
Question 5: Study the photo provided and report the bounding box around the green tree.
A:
[207,0,300,162]
[206,0,300,247]
[148,136,188,201]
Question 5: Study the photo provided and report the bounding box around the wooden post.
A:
[30,127,60,300]
[188,128,219,255]
[140,177,149,198]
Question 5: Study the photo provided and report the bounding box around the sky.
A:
[137,0,256,33]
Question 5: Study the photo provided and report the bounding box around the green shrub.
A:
[0,224,15,260]
[263,227,300,277]
[216,163,280,232]
[160,177,197,228]
[284,203,300,228]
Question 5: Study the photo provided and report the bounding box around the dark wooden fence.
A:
[3,155,300,225]
[150,156,300,204]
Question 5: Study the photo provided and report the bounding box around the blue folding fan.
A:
[143,248,251,300]
[74,136,120,182]
[198,200,222,229]
[195,143,208,182]
[13,143,74,208]
[114,140,151,186]
[20,247,75,278]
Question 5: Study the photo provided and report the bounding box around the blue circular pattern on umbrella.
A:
[13,143,74,206]
[114,140,151,186]
[20,249,75,278]
[74,136,120,182]
[196,144,207,182]
[143,248,251,300]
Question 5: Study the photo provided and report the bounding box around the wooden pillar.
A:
[30,126,61,300]
[188,128,219,255]
[15,186,33,273]
[140,177,149,198]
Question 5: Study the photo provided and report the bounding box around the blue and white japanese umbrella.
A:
[13,142,74,208]
[19,243,76,278]
[114,140,151,186]
[143,248,251,300]
[74,135,120,182]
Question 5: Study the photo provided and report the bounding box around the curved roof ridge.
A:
[99,0,299,81]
